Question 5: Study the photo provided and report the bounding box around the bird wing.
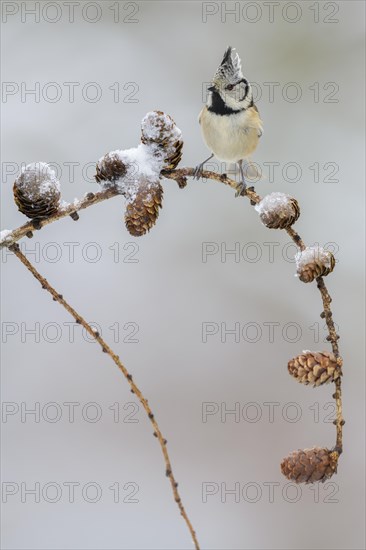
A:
[198,106,206,125]
[246,105,263,137]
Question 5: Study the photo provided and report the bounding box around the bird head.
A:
[208,47,252,111]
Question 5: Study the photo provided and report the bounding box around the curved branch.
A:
[2,168,304,250]
[1,188,120,249]
[316,276,344,453]
[9,242,200,550]
[0,168,345,504]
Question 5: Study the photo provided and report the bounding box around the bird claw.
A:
[235,182,247,198]
[193,164,204,180]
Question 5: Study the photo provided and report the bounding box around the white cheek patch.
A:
[222,86,242,104]
[237,81,247,101]
[221,81,250,109]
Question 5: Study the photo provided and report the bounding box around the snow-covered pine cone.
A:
[95,152,127,183]
[255,192,300,229]
[288,351,342,387]
[125,177,163,237]
[295,246,335,283]
[13,162,61,220]
[141,111,183,170]
[95,112,183,237]
[281,447,339,483]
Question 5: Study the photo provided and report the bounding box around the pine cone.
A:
[164,139,183,171]
[95,152,127,183]
[255,192,300,229]
[141,111,183,170]
[125,178,163,237]
[295,247,335,283]
[13,162,60,220]
[288,351,342,386]
[281,447,339,483]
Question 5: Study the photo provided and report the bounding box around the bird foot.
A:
[235,182,247,197]
[193,164,204,180]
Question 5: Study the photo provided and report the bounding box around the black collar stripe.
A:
[208,91,253,116]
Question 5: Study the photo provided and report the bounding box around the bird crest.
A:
[213,46,243,86]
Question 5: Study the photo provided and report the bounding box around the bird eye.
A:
[226,84,234,91]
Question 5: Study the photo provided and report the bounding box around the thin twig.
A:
[316,277,340,356]
[285,226,306,252]
[316,276,344,453]
[167,171,344,455]
[169,169,345,457]
[163,167,262,204]
[9,242,200,550]
[1,187,120,249]
[1,169,260,249]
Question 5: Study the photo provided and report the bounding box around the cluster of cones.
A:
[13,111,183,239]
[254,192,340,483]
[255,192,335,283]
[281,350,343,483]
[95,111,183,237]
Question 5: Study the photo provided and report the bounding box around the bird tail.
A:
[242,158,264,182]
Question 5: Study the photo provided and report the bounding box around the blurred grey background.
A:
[1,1,365,549]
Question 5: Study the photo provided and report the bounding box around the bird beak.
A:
[208,85,215,92]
